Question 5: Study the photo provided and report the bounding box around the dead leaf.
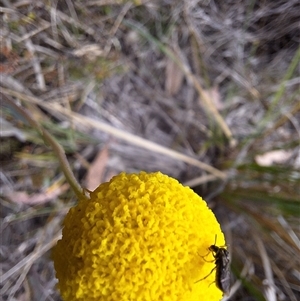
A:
[165,57,184,96]
[201,86,223,110]
[255,150,293,167]
[85,145,109,191]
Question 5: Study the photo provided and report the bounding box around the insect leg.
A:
[194,266,216,283]
[198,249,215,262]
[201,256,215,263]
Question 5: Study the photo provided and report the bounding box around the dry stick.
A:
[1,87,226,180]
[2,95,86,200]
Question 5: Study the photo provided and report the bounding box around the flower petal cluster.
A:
[53,171,225,301]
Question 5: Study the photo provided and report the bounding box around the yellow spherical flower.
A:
[53,171,226,301]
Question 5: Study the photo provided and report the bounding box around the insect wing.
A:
[218,249,231,295]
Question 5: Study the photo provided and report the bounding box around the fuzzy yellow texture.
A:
[53,172,225,301]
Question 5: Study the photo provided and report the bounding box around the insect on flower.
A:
[196,235,231,295]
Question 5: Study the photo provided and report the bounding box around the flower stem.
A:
[2,95,87,200]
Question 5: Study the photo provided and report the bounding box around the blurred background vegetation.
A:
[0,1,299,300]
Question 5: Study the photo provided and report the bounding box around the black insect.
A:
[196,236,231,295]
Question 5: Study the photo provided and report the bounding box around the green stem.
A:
[2,95,87,200]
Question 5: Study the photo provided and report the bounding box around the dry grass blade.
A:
[1,87,226,180]
[271,260,298,301]
[183,174,219,187]
[277,215,300,248]
[178,56,236,146]
[254,234,276,301]
[241,205,299,251]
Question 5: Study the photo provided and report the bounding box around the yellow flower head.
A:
[53,172,226,301]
